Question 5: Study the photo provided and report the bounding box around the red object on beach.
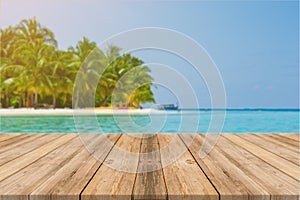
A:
[26,100,31,108]
[118,107,128,110]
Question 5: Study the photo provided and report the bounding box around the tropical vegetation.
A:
[0,17,155,108]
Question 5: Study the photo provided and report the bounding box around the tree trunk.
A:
[4,88,9,107]
[102,90,112,107]
[52,95,56,109]
[30,93,34,108]
[74,90,79,108]
[34,91,38,109]
[3,91,6,108]
[7,94,10,108]
[136,102,140,109]
[102,95,109,107]
[23,92,26,107]
[19,94,22,108]
[26,93,30,108]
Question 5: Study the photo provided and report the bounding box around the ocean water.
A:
[1,109,299,133]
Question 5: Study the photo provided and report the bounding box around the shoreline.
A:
[1,107,299,117]
[0,108,167,116]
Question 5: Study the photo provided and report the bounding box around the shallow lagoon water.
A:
[1,110,299,133]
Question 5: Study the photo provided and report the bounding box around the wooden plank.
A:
[0,134,44,153]
[133,134,167,200]
[238,134,299,165]
[0,134,34,148]
[0,134,21,142]
[30,134,120,200]
[82,134,141,200]
[268,134,299,148]
[224,134,299,180]
[253,134,298,154]
[219,135,299,200]
[0,135,82,200]
[0,134,76,182]
[0,134,61,165]
[279,134,299,141]
[180,134,269,200]
[158,134,218,200]
[0,134,298,200]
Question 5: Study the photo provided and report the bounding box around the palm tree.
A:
[14,17,57,108]
[69,37,106,108]
[1,18,156,109]
[0,26,25,107]
[42,50,74,108]
[124,65,155,108]
[131,84,155,108]
[97,46,122,106]
[108,54,155,108]
[15,17,57,46]
[14,40,56,108]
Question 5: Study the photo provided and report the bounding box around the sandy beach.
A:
[0,108,166,116]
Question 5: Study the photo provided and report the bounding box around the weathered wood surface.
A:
[237,134,299,164]
[159,134,218,200]
[82,134,140,200]
[133,135,167,200]
[0,134,298,200]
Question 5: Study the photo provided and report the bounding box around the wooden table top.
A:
[0,133,299,200]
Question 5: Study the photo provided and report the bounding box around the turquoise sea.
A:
[1,109,299,133]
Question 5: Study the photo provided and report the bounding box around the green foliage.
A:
[10,96,20,108]
[0,17,155,108]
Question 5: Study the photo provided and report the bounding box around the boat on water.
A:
[156,104,179,111]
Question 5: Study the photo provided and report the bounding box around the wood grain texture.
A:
[0,134,21,142]
[158,134,218,200]
[220,135,299,200]
[0,134,34,149]
[278,134,299,141]
[82,134,141,200]
[180,134,269,200]
[0,134,298,200]
[0,134,76,182]
[0,135,81,200]
[0,134,45,154]
[253,134,299,154]
[238,134,299,164]
[30,134,120,200]
[223,134,299,180]
[133,134,167,200]
[0,134,61,165]
[268,134,299,148]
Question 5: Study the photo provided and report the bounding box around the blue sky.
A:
[1,0,299,108]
